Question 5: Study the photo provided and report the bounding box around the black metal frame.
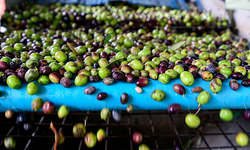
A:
[0,110,249,150]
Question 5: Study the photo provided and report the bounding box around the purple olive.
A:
[97,93,107,100]
[112,110,122,122]
[16,67,27,80]
[214,73,226,82]
[59,67,66,76]
[125,73,135,83]
[173,84,186,95]
[23,122,36,133]
[84,86,96,94]
[60,77,72,88]
[241,79,250,87]
[4,51,14,58]
[112,71,125,81]
[5,70,17,77]
[229,79,240,91]
[168,104,181,114]
[136,77,148,87]
[120,93,129,104]
[231,72,244,80]
[243,110,250,120]
[39,59,48,66]
[89,75,99,82]
[159,66,167,74]
[188,65,199,72]
[0,61,8,70]
[133,132,143,144]
[39,66,52,75]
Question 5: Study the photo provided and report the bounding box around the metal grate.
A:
[0,110,249,150]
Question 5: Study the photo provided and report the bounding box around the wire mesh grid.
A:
[0,110,249,150]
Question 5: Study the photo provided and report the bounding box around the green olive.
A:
[7,75,21,89]
[27,82,39,95]
[197,91,210,105]
[180,71,194,86]
[158,74,171,84]
[98,68,111,79]
[151,89,166,101]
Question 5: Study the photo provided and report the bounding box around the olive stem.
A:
[194,104,201,116]
[183,94,185,99]
[67,42,81,56]
[50,122,59,150]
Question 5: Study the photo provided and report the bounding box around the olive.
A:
[136,77,148,87]
[103,77,114,85]
[192,86,203,93]
[5,109,14,119]
[120,93,129,104]
[60,77,72,88]
[89,75,99,82]
[201,71,213,81]
[42,101,56,114]
[49,72,61,84]
[139,144,150,150]
[133,132,143,144]
[16,113,27,124]
[173,84,186,95]
[84,132,97,148]
[126,104,134,113]
[168,104,181,114]
[112,110,122,122]
[73,123,86,137]
[27,82,39,95]
[23,122,36,133]
[25,68,39,82]
[4,137,16,149]
[7,75,21,89]
[84,86,96,94]
[125,73,135,83]
[241,79,250,87]
[180,71,194,86]
[97,93,107,100]
[158,73,171,84]
[31,98,43,111]
[100,108,111,121]
[229,79,240,91]
[210,78,222,93]
[151,89,166,101]
[236,132,249,147]
[197,91,210,105]
[231,72,244,80]
[58,105,69,119]
[112,71,125,81]
[58,130,65,145]
[214,73,226,82]
[96,128,106,142]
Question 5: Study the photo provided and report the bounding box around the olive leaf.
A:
[104,34,111,45]
[67,42,80,56]
[106,58,124,68]
[108,47,120,53]
[169,41,186,50]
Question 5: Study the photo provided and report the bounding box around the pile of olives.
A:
[2,2,229,32]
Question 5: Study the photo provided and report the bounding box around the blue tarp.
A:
[36,0,181,9]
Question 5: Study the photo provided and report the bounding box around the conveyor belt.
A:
[0,78,249,112]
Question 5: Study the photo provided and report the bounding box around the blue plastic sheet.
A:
[196,0,204,11]
[0,78,249,112]
[34,0,182,8]
[177,0,190,10]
